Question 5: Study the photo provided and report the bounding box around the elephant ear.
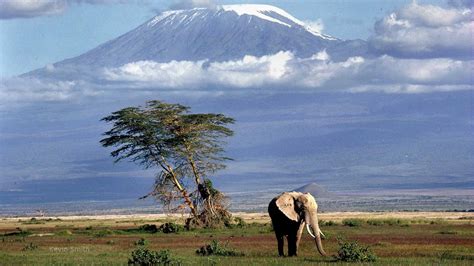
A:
[276,192,299,222]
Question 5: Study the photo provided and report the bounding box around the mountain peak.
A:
[28,4,368,76]
[294,182,333,198]
[147,4,336,40]
[222,4,298,27]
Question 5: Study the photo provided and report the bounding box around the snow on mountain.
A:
[28,4,367,76]
[221,4,336,40]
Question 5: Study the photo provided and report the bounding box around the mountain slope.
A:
[49,5,368,70]
[294,183,333,198]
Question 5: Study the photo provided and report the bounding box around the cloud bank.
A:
[103,52,472,93]
[369,2,473,59]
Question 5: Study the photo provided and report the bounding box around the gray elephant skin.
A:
[268,191,327,257]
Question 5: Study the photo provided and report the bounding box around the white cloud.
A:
[104,51,294,89]
[369,2,473,59]
[102,51,473,93]
[0,0,137,19]
[0,0,66,19]
[0,77,98,103]
[104,60,207,87]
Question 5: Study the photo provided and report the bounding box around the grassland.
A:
[0,212,473,265]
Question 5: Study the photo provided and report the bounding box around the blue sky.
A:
[0,0,448,77]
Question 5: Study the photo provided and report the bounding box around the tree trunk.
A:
[160,155,200,221]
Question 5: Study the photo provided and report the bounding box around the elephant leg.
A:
[295,222,305,256]
[276,234,285,256]
[288,234,297,256]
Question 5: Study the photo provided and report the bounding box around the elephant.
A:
[268,191,327,257]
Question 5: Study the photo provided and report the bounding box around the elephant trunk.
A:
[307,212,327,256]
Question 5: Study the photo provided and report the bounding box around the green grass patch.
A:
[342,219,364,227]
[440,251,474,261]
[22,242,39,251]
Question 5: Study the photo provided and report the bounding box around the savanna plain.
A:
[0,212,473,265]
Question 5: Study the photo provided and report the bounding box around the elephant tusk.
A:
[319,229,326,239]
[306,223,316,238]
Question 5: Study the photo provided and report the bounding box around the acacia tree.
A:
[100,100,234,226]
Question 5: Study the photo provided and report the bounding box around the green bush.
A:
[325,220,337,226]
[128,248,181,265]
[196,240,244,256]
[334,239,377,262]
[232,217,247,228]
[139,224,159,234]
[342,219,363,227]
[159,222,183,234]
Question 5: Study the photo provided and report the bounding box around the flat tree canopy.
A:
[100,100,234,226]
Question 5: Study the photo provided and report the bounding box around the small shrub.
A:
[22,218,45,225]
[324,220,337,226]
[438,231,457,235]
[3,228,31,237]
[159,222,183,234]
[138,224,158,234]
[334,239,377,262]
[22,242,39,251]
[107,240,115,245]
[366,219,384,226]
[233,217,247,228]
[196,240,244,256]
[384,219,405,226]
[342,219,363,227]
[128,248,181,265]
[134,238,148,246]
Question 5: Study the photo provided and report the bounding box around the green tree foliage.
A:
[100,100,234,225]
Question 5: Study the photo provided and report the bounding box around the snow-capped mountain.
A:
[32,4,366,74]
